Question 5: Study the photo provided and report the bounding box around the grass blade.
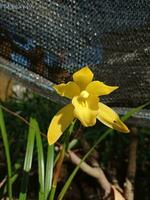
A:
[121,102,150,121]
[0,106,12,199]
[45,145,54,199]
[58,102,149,200]
[19,118,36,200]
[33,119,45,200]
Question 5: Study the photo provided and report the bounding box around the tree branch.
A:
[68,150,111,199]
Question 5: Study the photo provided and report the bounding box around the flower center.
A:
[80,90,89,99]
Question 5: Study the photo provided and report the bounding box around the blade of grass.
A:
[33,119,45,200]
[45,145,54,200]
[19,118,36,200]
[0,106,12,200]
[58,102,149,200]
[121,102,150,121]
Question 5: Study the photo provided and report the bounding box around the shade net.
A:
[0,0,150,119]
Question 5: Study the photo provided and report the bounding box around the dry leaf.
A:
[112,185,126,200]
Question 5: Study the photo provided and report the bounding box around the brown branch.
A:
[124,127,138,200]
[68,150,111,199]
[77,135,112,199]
[53,145,66,186]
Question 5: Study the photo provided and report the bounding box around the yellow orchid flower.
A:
[47,66,129,145]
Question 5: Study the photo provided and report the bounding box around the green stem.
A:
[0,106,12,199]
[49,185,56,200]
[49,120,76,200]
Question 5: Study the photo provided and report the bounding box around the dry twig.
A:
[0,104,46,138]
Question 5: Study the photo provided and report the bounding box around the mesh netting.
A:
[0,0,150,112]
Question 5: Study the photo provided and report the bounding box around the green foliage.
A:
[0,106,12,199]
[0,100,55,200]
[45,145,54,199]
[19,118,36,200]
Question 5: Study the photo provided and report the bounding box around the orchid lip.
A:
[80,90,89,99]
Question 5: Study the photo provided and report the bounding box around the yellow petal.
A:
[47,104,74,145]
[97,103,130,133]
[73,66,93,90]
[54,81,80,99]
[86,81,119,97]
[72,95,99,127]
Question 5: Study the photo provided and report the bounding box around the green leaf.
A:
[121,102,150,121]
[45,145,54,199]
[0,105,12,199]
[58,102,149,200]
[33,119,45,200]
[19,118,36,200]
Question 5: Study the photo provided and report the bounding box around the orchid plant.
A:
[47,66,129,145]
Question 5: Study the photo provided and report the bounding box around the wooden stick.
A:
[124,127,138,200]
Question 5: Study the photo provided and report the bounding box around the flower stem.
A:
[49,120,76,200]
[49,144,66,200]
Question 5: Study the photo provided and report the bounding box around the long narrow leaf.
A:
[121,102,150,121]
[34,119,45,200]
[58,102,149,200]
[0,106,12,199]
[45,145,54,199]
[19,118,36,200]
